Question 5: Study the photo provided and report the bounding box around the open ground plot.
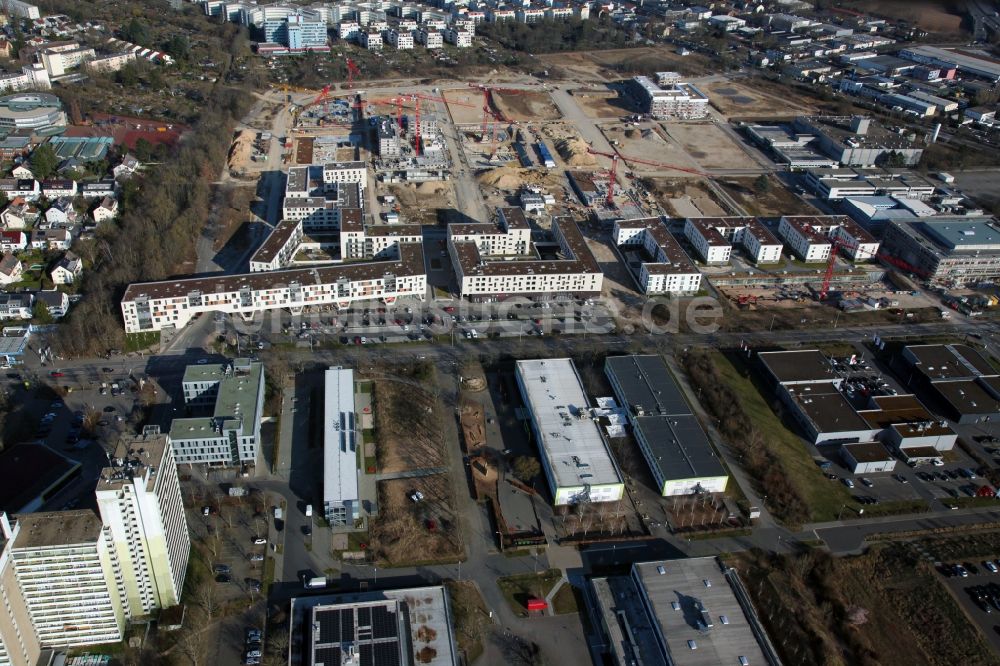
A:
[839,0,965,33]
[641,177,727,217]
[702,80,814,119]
[570,87,632,119]
[374,377,445,474]
[383,181,455,225]
[369,474,462,565]
[492,90,561,122]
[733,545,995,666]
[443,88,486,126]
[537,47,714,81]
[601,124,699,172]
[716,176,819,216]
[664,122,759,170]
[446,581,492,663]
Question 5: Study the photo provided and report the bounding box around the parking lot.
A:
[939,561,1000,655]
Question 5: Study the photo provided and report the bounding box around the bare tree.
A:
[197,584,219,622]
[177,631,205,666]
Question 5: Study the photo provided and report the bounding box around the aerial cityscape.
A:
[0,0,999,664]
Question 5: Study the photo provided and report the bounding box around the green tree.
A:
[164,35,190,60]
[30,144,58,180]
[32,300,53,325]
[754,174,771,194]
[512,456,541,483]
[122,18,149,45]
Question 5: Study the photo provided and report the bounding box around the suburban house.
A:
[44,198,76,226]
[112,153,140,179]
[40,179,77,198]
[10,164,32,179]
[80,179,116,199]
[92,196,117,223]
[0,179,40,201]
[30,228,71,250]
[33,289,68,318]
[0,230,27,252]
[0,199,39,229]
[0,292,32,320]
[49,251,81,285]
[0,254,22,285]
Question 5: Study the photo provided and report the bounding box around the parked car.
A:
[213,564,231,574]
[252,537,267,545]
[842,478,855,489]
[215,574,232,583]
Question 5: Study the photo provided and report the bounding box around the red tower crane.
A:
[587,148,712,207]
[467,83,523,139]
[818,233,928,300]
[346,58,361,89]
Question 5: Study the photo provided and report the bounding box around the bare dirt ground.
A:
[460,400,486,451]
[493,90,561,122]
[840,0,965,33]
[665,122,759,170]
[538,47,714,81]
[571,88,633,119]
[717,177,819,216]
[601,124,699,172]
[374,379,445,474]
[443,88,486,125]
[642,177,727,217]
[369,475,463,565]
[702,80,815,119]
[384,181,455,225]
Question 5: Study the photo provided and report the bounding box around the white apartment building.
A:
[249,219,304,272]
[3,0,39,19]
[449,218,603,301]
[323,367,360,527]
[0,65,50,93]
[443,27,472,47]
[386,29,414,49]
[170,359,265,465]
[0,511,124,663]
[84,52,137,74]
[359,31,383,50]
[95,428,190,616]
[415,28,443,48]
[628,76,709,120]
[777,215,833,262]
[613,218,702,294]
[488,9,516,22]
[546,7,574,20]
[778,215,879,262]
[120,243,427,333]
[447,207,531,257]
[684,217,784,265]
[338,21,360,40]
[38,43,96,77]
[517,8,546,22]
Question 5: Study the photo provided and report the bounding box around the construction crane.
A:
[587,148,711,207]
[346,58,361,89]
[818,233,929,301]
[467,83,524,140]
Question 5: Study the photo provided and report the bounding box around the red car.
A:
[49,371,64,378]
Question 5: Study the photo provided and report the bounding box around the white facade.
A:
[683,217,783,265]
[0,65,51,94]
[443,27,472,47]
[386,29,414,49]
[414,28,443,48]
[778,216,831,262]
[95,430,190,617]
[629,76,709,120]
[613,218,702,294]
[359,31,383,50]
[249,219,304,272]
[323,367,360,526]
[516,359,625,505]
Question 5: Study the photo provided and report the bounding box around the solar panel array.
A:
[312,601,403,666]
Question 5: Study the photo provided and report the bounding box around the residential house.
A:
[80,179,116,199]
[10,164,33,179]
[31,228,71,250]
[112,154,140,179]
[0,254,22,285]
[1,199,39,230]
[92,196,118,223]
[0,179,40,200]
[0,292,32,320]
[0,230,27,252]
[0,134,34,160]
[41,179,77,198]
[44,198,76,226]
[50,251,82,285]
[33,289,68,318]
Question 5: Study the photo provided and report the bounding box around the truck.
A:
[304,576,327,589]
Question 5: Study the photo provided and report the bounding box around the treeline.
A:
[682,349,809,526]
[476,17,633,53]
[55,85,252,357]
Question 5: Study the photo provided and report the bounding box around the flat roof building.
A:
[605,355,728,496]
[882,217,1000,285]
[613,218,702,295]
[515,358,625,505]
[324,367,360,527]
[591,557,779,666]
[627,76,709,120]
[899,344,1000,424]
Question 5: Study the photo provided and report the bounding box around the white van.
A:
[305,504,313,517]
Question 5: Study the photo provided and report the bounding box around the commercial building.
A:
[289,586,458,665]
[323,367,360,527]
[899,344,1000,424]
[684,217,783,265]
[605,355,728,496]
[856,393,956,461]
[249,219,303,272]
[0,511,125,663]
[590,557,780,666]
[881,217,1000,285]
[626,76,709,120]
[450,219,602,302]
[258,11,329,52]
[169,358,265,465]
[803,167,936,201]
[900,45,1000,83]
[516,358,625,505]
[792,116,923,167]
[613,218,702,294]
[0,93,64,134]
[95,428,190,616]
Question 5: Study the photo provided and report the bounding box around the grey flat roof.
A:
[758,349,836,384]
[606,355,689,416]
[787,381,872,434]
[906,344,997,380]
[932,379,1000,417]
[843,442,894,462]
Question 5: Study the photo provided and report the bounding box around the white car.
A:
[931,459,944,467]
[985,561,998,574]
[252,537,267,545]
[409,491,425,503]
[843,478,855,489]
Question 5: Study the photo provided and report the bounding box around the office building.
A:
[882,217,1000,284]
[613,218,702,294]
[95,428,190,616]
[684,217,783,265]
[169,358,265,465]
[627,76,709,119]
[605,355,728,496]
[323,367,360,527]
[590,557,780,666]
[289,586,458,665]
[516,358,625,505]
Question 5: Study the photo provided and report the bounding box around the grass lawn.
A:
[124,330,161,352]
[711,352,854,523]
[496,569,562,617]
[446,581,492,663]
[550,581,580,615]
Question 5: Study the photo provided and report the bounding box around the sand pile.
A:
[555,138,596,166]
[477,166,530,190]
[417,181,448,195]
[227,130,254,171]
